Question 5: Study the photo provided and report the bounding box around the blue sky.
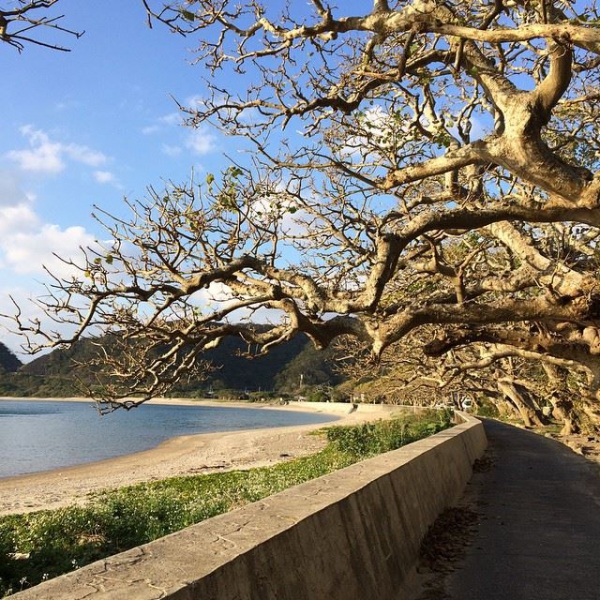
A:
[0,1,232,357]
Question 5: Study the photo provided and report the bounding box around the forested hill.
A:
[0,332,341,398]
[0,342,22,374]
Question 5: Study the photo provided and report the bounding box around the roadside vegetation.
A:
[0,409,452,596]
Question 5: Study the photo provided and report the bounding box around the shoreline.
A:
[0,395,369,413]
[0,398,396,516]
[0,395,302,407]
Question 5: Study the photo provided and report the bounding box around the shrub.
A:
[325,409,452,458]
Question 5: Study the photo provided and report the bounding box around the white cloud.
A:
[345,106,412,157]
[0,155,121,283]
[0,170,35,206]
[248,183,309,238]
[0,203,95,278]
[0,200,101,359]
[63,143,106,167]
[185,95,204,110]
[7,127,64,173]
[162,144,182,157]
[0,204,38,235]
[188,282,284,326]
[93,170,115,184]
[93,170,121,187]
[185,127,217,155]
[55,99,81,112]
[143,110,217,156]
[160,112,182,126]
[7,125,108,174]
[142,112,183,135]
[3,224,92,276]
[142,124,161,135]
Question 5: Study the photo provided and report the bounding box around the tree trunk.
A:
[497,379,545,428]
[549,398,579,435]
[542,364,580,435]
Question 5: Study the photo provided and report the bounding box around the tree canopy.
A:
[8,0,600,430]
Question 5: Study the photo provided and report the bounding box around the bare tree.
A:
[9,0,600,424]
[0,1,82,52]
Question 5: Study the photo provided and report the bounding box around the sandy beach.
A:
[0,398,396,516]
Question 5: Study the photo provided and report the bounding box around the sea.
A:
[0,399,337,479]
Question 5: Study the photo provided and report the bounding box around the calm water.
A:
[0,400,336,479]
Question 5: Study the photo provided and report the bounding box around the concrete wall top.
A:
[13,412,487,600]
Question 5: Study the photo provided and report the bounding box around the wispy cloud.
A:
[185,95,204,111]
[142,112,183,135]
[141,124,161,135]
[142,108,217,157]
[7,125,108,174]
[162,144,183,157]
[185,127,217,156]
[93,170,122,188]
[55,99,81,112]
[160,112,182,126]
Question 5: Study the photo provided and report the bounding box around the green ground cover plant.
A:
[0,409,452,596]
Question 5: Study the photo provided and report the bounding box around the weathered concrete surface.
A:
[13,414,486,600]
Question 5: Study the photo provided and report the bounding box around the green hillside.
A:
[0,342,22,374]
[0,331,342,398]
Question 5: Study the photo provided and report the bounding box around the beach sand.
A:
[0,399,396,516]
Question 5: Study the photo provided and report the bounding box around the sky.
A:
[0,1,234,358]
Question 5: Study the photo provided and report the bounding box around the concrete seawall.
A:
[14,413,487,599]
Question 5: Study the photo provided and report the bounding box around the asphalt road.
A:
[443,419,600,600]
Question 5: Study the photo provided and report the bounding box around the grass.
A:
[0,409,452,597]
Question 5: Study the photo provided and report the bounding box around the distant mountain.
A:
[0,342,22,374]
[2,329,341,398]
[20,337,105,377]
[174,333,314,393]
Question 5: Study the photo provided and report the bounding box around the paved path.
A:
[443,419,600,600]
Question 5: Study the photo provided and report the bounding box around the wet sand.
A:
[0,398,396,516]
